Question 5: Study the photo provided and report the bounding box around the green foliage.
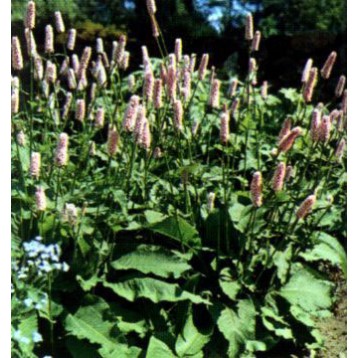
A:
[11,4,346,357]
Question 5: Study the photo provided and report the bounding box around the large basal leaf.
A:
[64,297,138,358]
[175,314,211,357]
[300,232,347,279]
[146,336,176,358]
[66,336,100,358]
[104,277,210,305]
[217,299,257,357]
[111,245,192,279]
[278,268,333,314]
[261,294,293,340]
[18,313,37,352]
[149,216,201,248]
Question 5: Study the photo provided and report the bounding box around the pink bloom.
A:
[107,126,119,156]
[278,127,302,153]
[220,111,230,144]
[208,79,221,108]
[321,51,337,79]
[272,162,286,192]
[123,95,140,132]
[245,13,254,40]
[296,194,316,219]
[35,186,47,211]
[12,37,23,70]
[55,133,69,166]
[250,171,263,207]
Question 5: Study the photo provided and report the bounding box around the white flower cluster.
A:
[22,236,69,276]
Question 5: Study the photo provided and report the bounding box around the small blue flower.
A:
[23,298,33,307]
[32,331,43,343]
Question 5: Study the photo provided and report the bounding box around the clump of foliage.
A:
[11,3,346,357]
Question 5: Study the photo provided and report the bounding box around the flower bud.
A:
[261,81,268,99]
[95,107,105,128]
[146,0,157,15]
[301,58,313,83]
[227,78,238,98]
[272,162,286,192]
[143,70,154,103]
[335,75,346,98]
[44,25,54,53]
[54,11,65,33]
[12,37,23,70]
[154,78,163,109]
[45,60,57,83]
[190,53,197,73]
[173,99,183,131]
[67,29,76,50]
[208,79,221,108]
[245,13,254,40]
[25,28,37,57]
[278,118,292,142]
[62,203,78,226]
[182,70,191,102]
[321,51,337,80]
[319,115,331,143]
[310,109,321,142]
[251,31,261,51]
[198,54,209,81]
[123,95,140,132]
[25,1,36,29]
[167,64,177,101]
[75,99,86,122]
[107,126,119,156]
[140,119,151,151]
[62,92,72,119]
[220,110,230,144]
[250,171,263,207]
[96,37,104,54]
[207,192,216,212]
[278,127,302,153]
[17,131,26,146]
[296,194,316,219]
[303,67,318,102]
[35,186,47,211]
[55,133,69,166]
[175,38,182,63]
[30,152,41,179]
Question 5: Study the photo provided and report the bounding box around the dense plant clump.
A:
[11,1,346,357]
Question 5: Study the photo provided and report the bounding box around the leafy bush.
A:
[11,5,346,358]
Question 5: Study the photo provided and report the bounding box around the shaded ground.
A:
[317,279,347,358]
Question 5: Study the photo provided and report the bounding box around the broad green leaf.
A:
[149,216,201,247]
[111,245,191,279]
[219,268,241,301]
[99,345,141,358]
[175,314,211,357]
[104,277,210,305]
[66,336,100,358]
[77,275,101,292]
[64,297,133,356]
[278,268,333,313]
[18,313,37,351]
[300,232,347,278]
[273,245,293,284]
[146,336,176,358]
[217,300,256,357]
[229,203,252,233]
[261,306,293,340]
[144,210,167,224]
